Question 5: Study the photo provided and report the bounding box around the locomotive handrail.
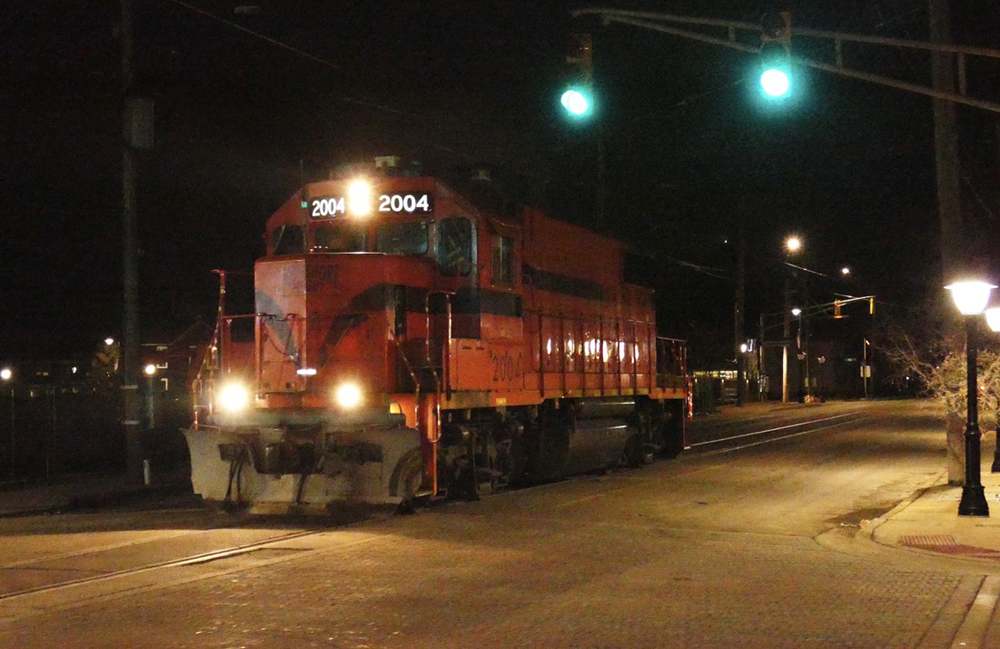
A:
[392,337,421,432]
[424,291,454,443]
[654,336,688,389]
[191,271,229,428]
[631,319,639,395]
[537,312,545,396]
[599,316,605,396]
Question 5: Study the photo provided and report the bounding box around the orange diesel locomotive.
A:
[184,164,688,513]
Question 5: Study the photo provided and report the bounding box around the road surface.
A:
[1,399,996,648]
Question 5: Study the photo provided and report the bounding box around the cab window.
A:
[272,224,304,255]
[313,222,366,252]
[376,221,429,256]
[438,217,473,277]
[492,234,515,285]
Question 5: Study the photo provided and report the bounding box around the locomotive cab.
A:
[186,174,499,511]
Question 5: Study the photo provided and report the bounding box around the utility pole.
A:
[735,219,746,406]
[929,0,963,281]
[863,338,870,399]
[759,314,766,400]
[803,276,811,401]
[121,0,143,484]
[929,0,968,486]
[782,277,791,403]
[596,125,606,229]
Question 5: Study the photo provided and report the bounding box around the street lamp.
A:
[946,280,996,517]
[780,238,802,404]
[144,364,157,430]
[791,308,806,402]
[984,307,1000,473]
[1,367,12,477]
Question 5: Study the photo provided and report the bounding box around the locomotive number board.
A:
[309,192,434,218]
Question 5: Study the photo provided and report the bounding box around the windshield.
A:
[272,224,304,255]
[312,222,366,253]
[376,221,429,256]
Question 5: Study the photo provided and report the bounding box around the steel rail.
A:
[688,411,861,448]
[692,414,869,456]
[0,528,323,602]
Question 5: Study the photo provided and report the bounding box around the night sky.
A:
[2,0,998,368]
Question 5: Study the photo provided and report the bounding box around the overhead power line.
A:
[160,0,484,163]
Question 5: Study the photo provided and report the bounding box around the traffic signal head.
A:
[560,87,592,116]
[759,12,792,99]
[566,33,593,82]
[760,12,791,53]
[560,33,595,118]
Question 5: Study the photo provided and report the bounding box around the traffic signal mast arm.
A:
[799,295,876,319]
[572,8,1000,114]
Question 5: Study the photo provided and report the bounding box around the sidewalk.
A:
[700,400,1000,561]
[0,470,193,517]
[870,468,1000,559]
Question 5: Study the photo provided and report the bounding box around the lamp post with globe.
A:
[1,367,11,476]
[983,307,1000,474]
[946,280,995,517]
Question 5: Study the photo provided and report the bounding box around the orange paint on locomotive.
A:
[185,168,688,513]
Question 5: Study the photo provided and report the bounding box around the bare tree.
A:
[879,306,1000,484]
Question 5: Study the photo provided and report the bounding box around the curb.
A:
[862,469,950,547]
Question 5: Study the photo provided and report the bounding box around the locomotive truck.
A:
[184,161,689,514]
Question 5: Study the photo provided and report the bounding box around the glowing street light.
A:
[984,307,1000,473]
[947,281,994,316]
[144,364,158,430]
[946,280,996,516]
[1,367,12,477]
[780,235,803,404]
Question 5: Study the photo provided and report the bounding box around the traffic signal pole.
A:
[121,0,144,484]
[571,8,1000,114]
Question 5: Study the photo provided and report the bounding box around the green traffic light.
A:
[760,67,790,98]
[560,88,592,116]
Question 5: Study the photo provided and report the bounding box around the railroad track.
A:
[0,527,326,604]
[0,409,871,610]
[686,411,869,455]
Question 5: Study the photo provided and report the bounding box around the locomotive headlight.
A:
[334,382,363,409]
[218,383,250,413]
[347,179,372,217]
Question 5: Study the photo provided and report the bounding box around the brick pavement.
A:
[5,400,1000,646]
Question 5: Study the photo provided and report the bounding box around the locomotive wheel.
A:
[659,401,685,459]
[621,429,649,468]
[392,448,427,515]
